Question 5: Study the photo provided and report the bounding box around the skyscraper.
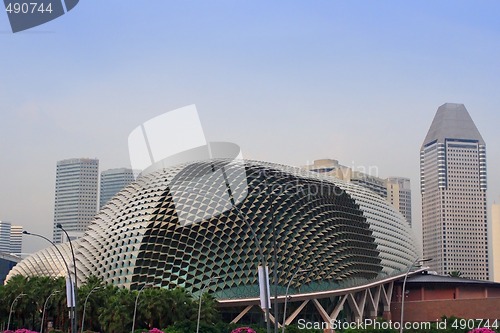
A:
[303,159,412,225]
[420,103,488,279]
[10,225,23,255]
[386,177,412,227]
[100,168,136,208]
[0,221,23,255]
[53,158,99,244]
[492,202,500,282]
[0,221,11,253]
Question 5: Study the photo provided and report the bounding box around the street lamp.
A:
[23,230,76,333]
[131,283,151,333]
[81,286,101,333]
[56,223,78,333]
[196,276,220,333]
[7,292,26,331]
[281,269,311,333]
[41,290,60,333]
[399,257,432,333]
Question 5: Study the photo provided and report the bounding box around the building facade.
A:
[100,168,136,208]
[0,221,23,255]
[53,158,99,244]
[10,225,23,255]
[304,159,412,226]
[0,221,11,253]
[493,202,500,282]
[9,159,418,296]
[420,103,488,279]
[386,177,412,227]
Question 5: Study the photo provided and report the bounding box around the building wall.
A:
[303,159,411,225]
[421,104,488,280]
[387,177,412,227]
[392,298,500,322]
[392,283,500,322]
[0,257,18,285]
[99,168,136,208]
[493,203,500,282]
[10,225,23,255]
[0,221,12,253]
[53,158,99,244]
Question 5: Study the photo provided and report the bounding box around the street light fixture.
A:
[399,257,432,333]
[81,286,102,333]
[281,269,311,333]
[131,283,151,333]
[7,292,26,331]
[56,223,79,333]
[196,276,220,333]
[23,230,76,333]
[41,290,60,333]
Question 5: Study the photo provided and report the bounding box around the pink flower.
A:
[468,328,496,333]
[142,329,164,333]
[231,328,257,333]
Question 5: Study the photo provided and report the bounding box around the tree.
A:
[448,271,462,278]
[98,287,134,333]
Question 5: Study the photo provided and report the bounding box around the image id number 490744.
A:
[6,2,53,14]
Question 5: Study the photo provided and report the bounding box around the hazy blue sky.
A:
[1,1,499,253]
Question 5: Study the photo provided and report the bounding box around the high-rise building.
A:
[303,159,411,224]
[0,221,11,253]
[387,177,412,227]
[492,202,500,282]
[10,225,23,255]
[100,168,136,208]
[304,159,388,197]
[0,221,23,255]
[53,158,99,244]
[420,103,488,279]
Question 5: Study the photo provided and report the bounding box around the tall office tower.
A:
[53,158,99,244]
[492,203,500,282]
[0,221,11,253]
[100,168,136,208]
[10,225,23,255]
[387,177,412,227]
[421,103,488,279]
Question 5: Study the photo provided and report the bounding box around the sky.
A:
[0,1,499,254]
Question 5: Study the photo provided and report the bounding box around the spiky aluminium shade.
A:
[7,160,418,299]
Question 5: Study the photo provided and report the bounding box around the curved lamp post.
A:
[196,276,220,333]
[281,269,311,333]
[131,283,151,333]
[399,257,432,333]
[7,292,26,331]
[41,290,60,333]
[56,223,78,333]
[23,230,76,333]
[81,286,101,333]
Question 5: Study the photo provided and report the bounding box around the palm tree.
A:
[448,271,462,278]
[78,275,105,332]
[99,287,134,333]
[193,293,220,326]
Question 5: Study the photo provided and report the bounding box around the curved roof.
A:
[7,159,418,299]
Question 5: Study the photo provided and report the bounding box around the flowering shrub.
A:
[231,328,257,333]
[468,329,496,333]
[142,329,164,333]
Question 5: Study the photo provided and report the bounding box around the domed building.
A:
[7,159,418,323]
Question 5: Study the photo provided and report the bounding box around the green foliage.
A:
[0,274,220,333]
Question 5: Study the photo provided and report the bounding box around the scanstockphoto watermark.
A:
[297,319,433,331]
[4,0,79,33]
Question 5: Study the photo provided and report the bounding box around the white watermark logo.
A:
[4,0,79,33]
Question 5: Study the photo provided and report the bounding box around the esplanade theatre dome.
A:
[7,159,418,300]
